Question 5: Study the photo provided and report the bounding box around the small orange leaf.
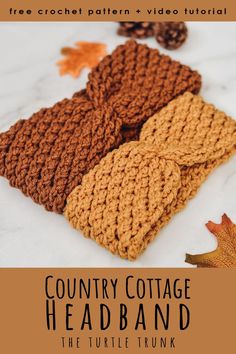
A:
[186,214,236,268]
[57,41,107,78]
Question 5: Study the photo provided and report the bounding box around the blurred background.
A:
[0,22,235,267]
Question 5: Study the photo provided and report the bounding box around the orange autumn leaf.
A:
[57,41,107,78]
[186,214,236,268]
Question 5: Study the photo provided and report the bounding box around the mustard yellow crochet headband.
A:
[64,93,236,260]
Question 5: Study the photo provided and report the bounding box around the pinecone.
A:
[154,22,188,50]
[117,22,154,39]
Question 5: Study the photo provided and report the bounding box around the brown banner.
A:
[0,0,235,21]
[0,268,235,354]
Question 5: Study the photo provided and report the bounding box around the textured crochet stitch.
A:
[64,93,236,260]
[0,40,201,213]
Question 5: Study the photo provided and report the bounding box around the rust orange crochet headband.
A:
[0,40,201,213]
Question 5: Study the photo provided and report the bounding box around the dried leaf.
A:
[186,214,236,268]
[57,41,107,78]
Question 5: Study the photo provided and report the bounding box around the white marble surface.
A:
[0,22,235,267]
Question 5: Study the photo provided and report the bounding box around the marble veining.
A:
[0,22,235,267]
